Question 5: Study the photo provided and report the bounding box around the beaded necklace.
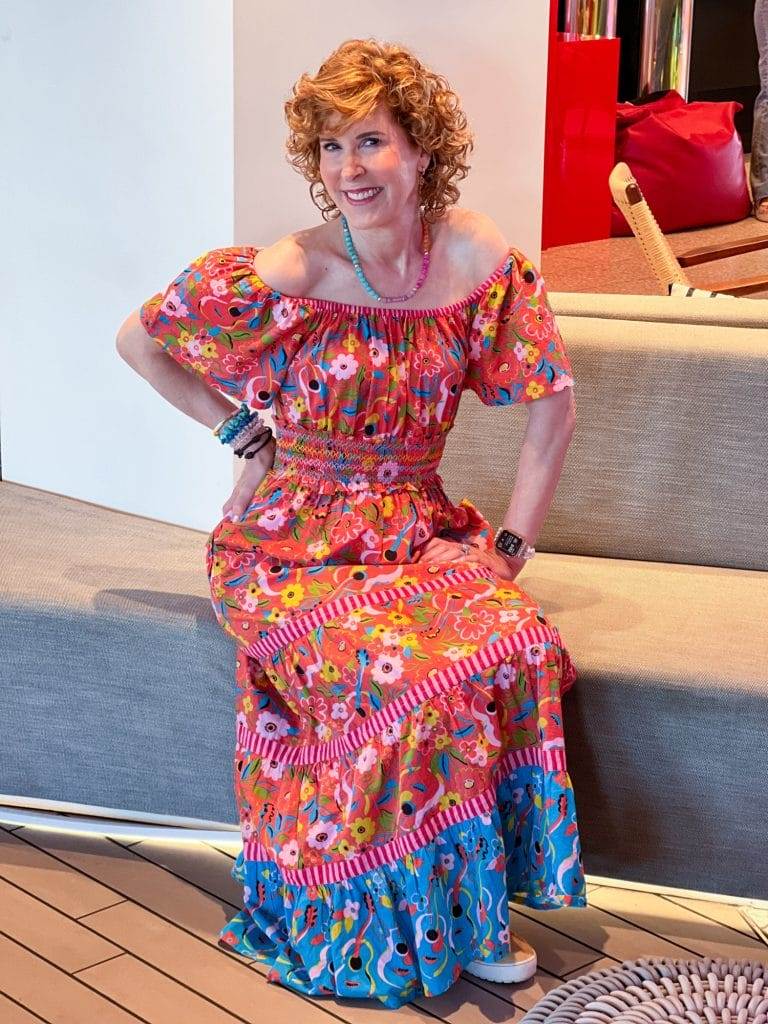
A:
[340,214,431,303]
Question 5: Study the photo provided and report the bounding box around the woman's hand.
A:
[222,436,276,521]
[414,537,524,582]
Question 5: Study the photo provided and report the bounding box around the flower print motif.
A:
[201,341,218,359]
[434,730,452,749]
[255,711,290,740]
[160,288,189,319]
[423,704,439,728]
[350,816,376,845]
[525,644,545,666]
[278,839,300,867]
[222,351,252,376]
[347,473,370,493]
[371,651,404,685]
[242,695,253,714]
[307,539,331,560]
[262,759,285,781]
[414,521,431,544]
[287,402,302,424]
[513,341,527,362]
[387,610,411,627]
[272,300,301,329]
[280,582,305,608]
[304,695,328,720]
[418,406,431,428]
[343,898,360,920]
[520,305,555,343]
[368,338,387,367]
[381,720,403,746]
[315,722,332,741]
[343,333,358,353]
[300,778,315,802]
[486,280,507,309]
[240,592,259,613]
[377,460,401,485]
[377,628,400,647]
[511,787,524,805]
[331,701,349,721]
[328,352,359,381]
[524,345,541,367]
[457,608,495,641]
[381,495,395,519]
[554,373,574,392]
[526,380,545,400]
[266,607,287,626]
[411,721,432,744]
[337,839,353,857]
[495,586,521,602]
[320,660,340,683]
[362,528,379,549]
[355,745,378,773]
[439,853,456,871]
[498,927,510,945]
[307,818,339,850]
[499,608,521,624]
[414,345,443,378]
[495,664,513,691]
[257,508,287,531]
[444,643,478,662]
[438,792,461,812]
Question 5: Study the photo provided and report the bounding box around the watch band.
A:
[494,527,536,562]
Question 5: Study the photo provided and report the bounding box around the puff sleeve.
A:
[139,246,308,409]
[464,247,574,405]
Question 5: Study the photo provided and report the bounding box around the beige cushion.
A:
[443,313,768,570]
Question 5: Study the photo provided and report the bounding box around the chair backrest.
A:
[609,161,692,295]
[442,300,768,571]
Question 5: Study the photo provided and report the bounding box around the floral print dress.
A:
[140,243,586,1008]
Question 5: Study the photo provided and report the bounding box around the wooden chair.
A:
[609,162,768,296]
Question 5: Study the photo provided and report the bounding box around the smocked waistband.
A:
[272,428,445,487]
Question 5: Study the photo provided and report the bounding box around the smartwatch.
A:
[494,527,536,562]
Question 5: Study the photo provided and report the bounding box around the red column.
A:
[542,3,620,249]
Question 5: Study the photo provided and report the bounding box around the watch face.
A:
[497,530,523,557]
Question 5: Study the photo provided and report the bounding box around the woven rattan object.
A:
[521,956,768,1023]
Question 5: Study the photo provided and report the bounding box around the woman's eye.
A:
[361,137,380,147]
[321,142,340,152]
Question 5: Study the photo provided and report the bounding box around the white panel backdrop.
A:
[1,0,549,530]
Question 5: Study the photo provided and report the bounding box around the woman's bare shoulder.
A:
[443,208,511,280]
[251,227,325,296]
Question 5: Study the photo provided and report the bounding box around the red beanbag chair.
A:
[611,91,751,236]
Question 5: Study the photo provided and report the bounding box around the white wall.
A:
[234,0,549,260]
[0,1,235,531]
[1,1,549,530]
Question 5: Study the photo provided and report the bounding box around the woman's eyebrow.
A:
[319,130,385,141]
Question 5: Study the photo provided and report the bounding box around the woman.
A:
[117,38,586,1009]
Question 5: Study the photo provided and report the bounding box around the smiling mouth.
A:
[344,186,384,202]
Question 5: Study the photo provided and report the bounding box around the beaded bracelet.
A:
[235,427,273,459]
[213,403,257,445]
[232,419,271,457]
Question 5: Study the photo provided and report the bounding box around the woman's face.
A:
[318,104,426,229]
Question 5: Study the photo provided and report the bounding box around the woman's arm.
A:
[116,309,238,428]
[116,309,276,519]
[501,386,576,545]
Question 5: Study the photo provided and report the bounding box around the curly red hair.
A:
[284,39,473,222]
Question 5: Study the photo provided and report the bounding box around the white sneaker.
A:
[464,932,537,984]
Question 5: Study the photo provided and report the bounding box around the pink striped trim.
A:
[242,743,566,886]
[244,565,490,661]
[237,624,561,765]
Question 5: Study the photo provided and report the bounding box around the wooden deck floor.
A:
[1,822,766,1023]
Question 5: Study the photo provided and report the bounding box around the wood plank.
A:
[512,899,699,964]
[587,887,768,961]
[0,992,50,1024]
[124,839,244,906]
[458,968,565,1012]
[75,954,247,1024]
[0,935,142,1024]
[412,978,527,1023]
[0,827,125,918]
[506,908,602,977]
[563,955,619,980]
[82,899,347,1024]
[0,877,122,973]
[13,828,254,967]
[663,893,763,941]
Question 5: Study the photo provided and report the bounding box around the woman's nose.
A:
[341,152,365,179]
